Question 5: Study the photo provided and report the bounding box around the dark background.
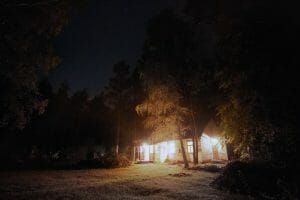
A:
[50,0,177,95]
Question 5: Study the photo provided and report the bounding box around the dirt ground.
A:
[0,163,252,200]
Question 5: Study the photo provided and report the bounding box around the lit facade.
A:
[135,134,228,163]
[134,120,228,163]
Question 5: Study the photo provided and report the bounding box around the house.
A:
[134,120,228,163]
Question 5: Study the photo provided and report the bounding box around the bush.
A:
[116,153,132,167]
[0,153,132,170]
[212,160,299,199]
[189,164,223,173]
[76,153,131,169]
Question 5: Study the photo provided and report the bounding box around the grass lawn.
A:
[0,163,252,200]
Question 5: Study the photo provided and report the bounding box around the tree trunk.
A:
[115,112,120,155]
[193,135,199,165]
[194,135,199,165]
[180,138,189,168]
[192,136,196,164]
[132,145,136,161]
[191,111,199,165]
[177,123,189,168]
[131,119,137,161]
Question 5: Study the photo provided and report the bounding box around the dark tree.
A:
[186,0,300,162]
[138,9,218,164]
[0,0,82,130]
[104,61,131,155]
[88,94,114,150]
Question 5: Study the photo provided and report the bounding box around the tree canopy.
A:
[0,0,82,130]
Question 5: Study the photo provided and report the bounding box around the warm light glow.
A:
[149,145,154,153]
[159,142,168,162]
[142,143,150,161]
[201,134,213,154]
[167,141,176,160]
[156,140,177,162]
[139,134,227,163]
[187,141,193,153]
[168,141,176,154]
[210,138,219,146]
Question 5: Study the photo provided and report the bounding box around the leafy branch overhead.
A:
[136,85,190,141]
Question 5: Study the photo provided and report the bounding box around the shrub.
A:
[212,160,299,199]
[116,153,132,167]
[189,164,223,173]
[76,153,131,169]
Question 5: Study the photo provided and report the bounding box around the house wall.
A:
[136,135,228,163]
[215,141,228,160]
[200,134,213,162]
[153,141,182,162]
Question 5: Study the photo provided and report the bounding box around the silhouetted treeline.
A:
[0,0,84,130]
[0,72,144,162]
[25,82,113,151]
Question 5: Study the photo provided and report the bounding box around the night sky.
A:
[50,0,177,95]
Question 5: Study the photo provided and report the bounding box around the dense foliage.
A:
[137,10,218,165]
[213,160,299,199]
[185,0,300,163]
[0,0,83,130]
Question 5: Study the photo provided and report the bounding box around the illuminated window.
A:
[142,143,150,161]
[155,144,159,152]
[187,141,193,153]
[168,141,176,154]
[150,145,154,153]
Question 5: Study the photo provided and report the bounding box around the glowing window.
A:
[150,145,154,153]
[142,143,150,161]
[187,141,193,153]
[168,141,176,154]
[156,144,160,151]
[210,138,219,146]
[159,142,168,162]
